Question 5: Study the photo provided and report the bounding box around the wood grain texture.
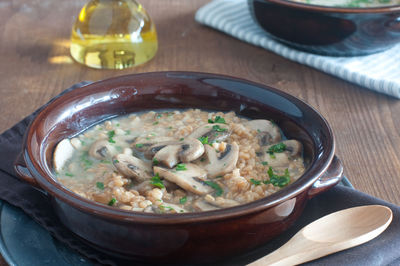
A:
[0,0,399,263]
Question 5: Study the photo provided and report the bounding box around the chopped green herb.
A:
[146,137,151,140]
[267,167,291,188]
[212,125,227,132]
[198,136,209,145]
[80,140,86,146]
[267,143,286,154]
[215,175,223,178]
[96,182,105,190]
[257,129,261,133]
[156,113,162,119]
[176,164,187,171]
[179,196,187,204]
[108,198,116,206]
[115,146,123,152]
[153,121,159,125]
[168,126,173,129]
[125,130,131,135]
[150,173,164,188]
[208,116,226,124]
[113,159,119,164]
[107,130,116,143]
[200,158,206,162]
[135,143,144,148]
[179,138,184,141]
[65,172,74,177]
[153,158,159,165]
[80,152,93,168]
[250,178,261,186]
[116,123,120,127]
[203,181,223,196]
[269,154,276,159]
[150,132,156,136]
[261,161,268,166]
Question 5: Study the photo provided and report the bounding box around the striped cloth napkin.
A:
[195,0,400,98]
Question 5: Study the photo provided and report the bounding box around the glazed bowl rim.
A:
[258,0,400,13]
[22,71,335,225]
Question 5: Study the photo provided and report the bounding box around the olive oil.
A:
[70,0,158,69]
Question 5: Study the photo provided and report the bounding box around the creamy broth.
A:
[290,0,400,7]
[54,109,305,213]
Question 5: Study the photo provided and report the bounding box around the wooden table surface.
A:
[1,0,400,264]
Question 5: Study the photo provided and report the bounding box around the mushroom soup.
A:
[54,109,305,213]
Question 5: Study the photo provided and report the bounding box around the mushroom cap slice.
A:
[150,138,205,168]
[153,144,181,168]
[193,199,220,212]
[247,120,281,145]
[154,164,212,195]
[53,139,75,171]
[260,140,303,167]
[88,139,115,160]
[113,154,152,182]
[203,142,239,178]
[282,140,303,157]
[132,137,176,152]
[188,123,230,143]
[179,138,205,162]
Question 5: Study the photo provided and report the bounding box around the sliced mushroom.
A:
[247,120,281,145]
[260,140,303,167]
[155,202,186,214]
[204,195,240,208]
[154,164,212,195]
[188,123,230,143]
[132,136,176,152]
[53,139,75,171]
[193,199,219,212]
[283,140,303,157]
[202,142,239,178]
[88,139,115,160]
[153,144,181,168]
[112,154,152,182]
[150,138,205,168]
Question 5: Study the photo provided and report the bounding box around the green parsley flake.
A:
[65,172,74,177]
[267,143,286,154]
[156,113,162,119]
[203,181,223,196]
[250,178,261,186]
[176,164,187,171]
[179,138,184,141]
[208,116,226,124]
[135,143,144,148]
[125,130,131,135]
[107,130,116,143]
[153,121,159,125]
[96,182,105,190]
[150,173,165,188]
[113,159,119,164]
[179,196,187,204]
[153,158,159,165]
[261,161,268,166]
[108,198,116,206]
[198,136,209,145]
[267,167,291,187]
[212,125,227,132]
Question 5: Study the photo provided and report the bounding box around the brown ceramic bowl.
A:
[14,72,343,263]
[248,0,400,56]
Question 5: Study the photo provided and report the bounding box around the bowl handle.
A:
[14,152,45,194]
[308,156,343,198]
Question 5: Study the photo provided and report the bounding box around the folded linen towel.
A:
[195,0,400,98]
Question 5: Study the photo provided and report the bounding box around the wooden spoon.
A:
[248,205,393,266]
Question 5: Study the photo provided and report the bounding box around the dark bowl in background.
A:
[248,0,400,56]
[14,72,343,263]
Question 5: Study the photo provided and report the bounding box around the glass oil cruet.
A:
[70,0,158,69]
